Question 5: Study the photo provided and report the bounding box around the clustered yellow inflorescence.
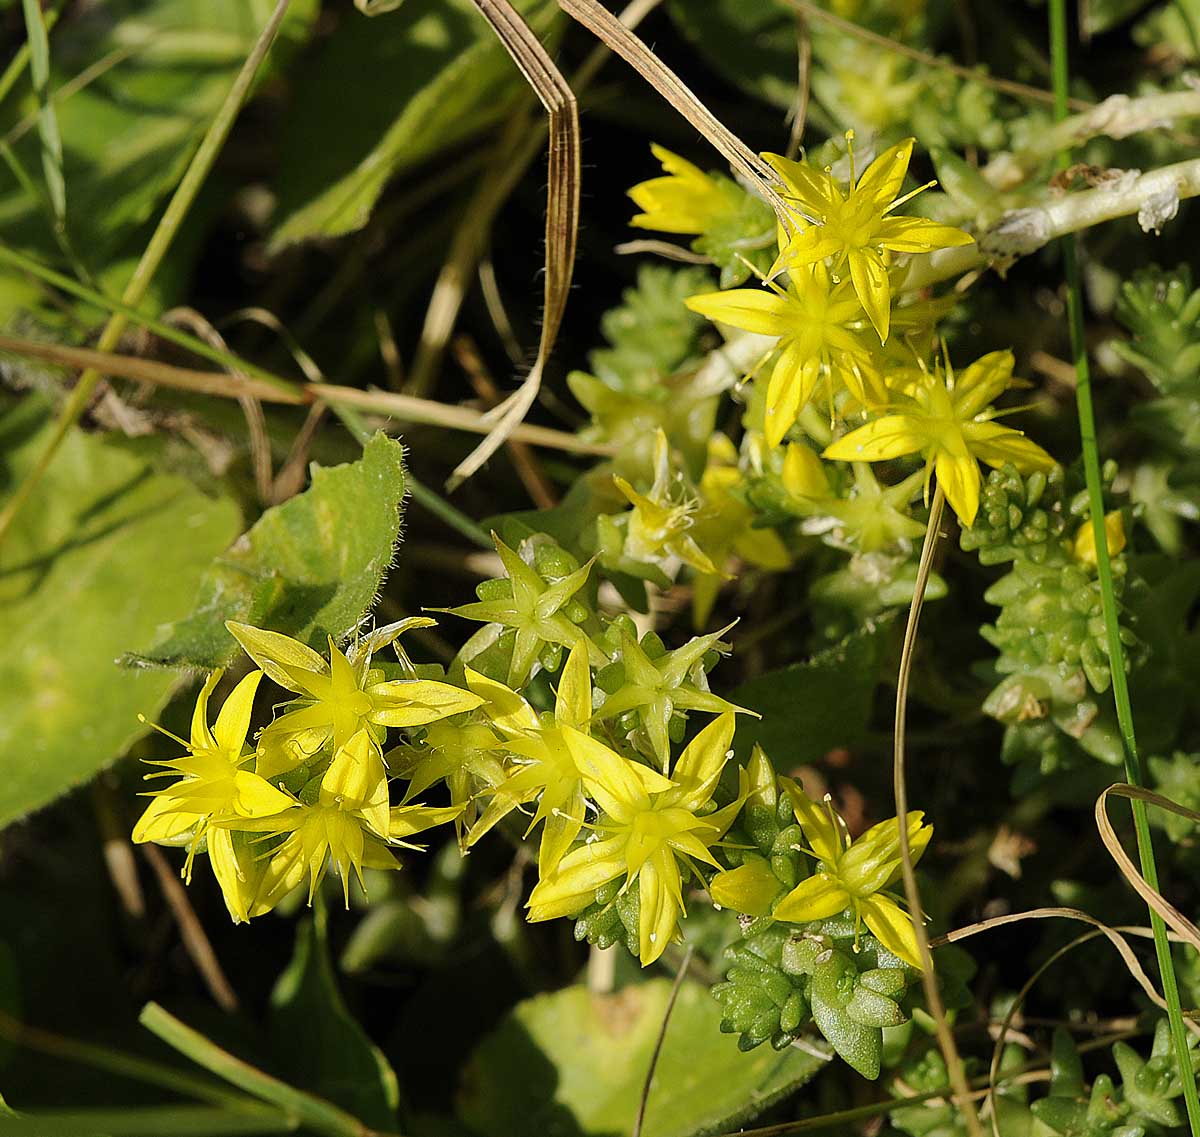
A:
[135,133,1042,972]
[629,134,1056,528]
[133,611,933,969]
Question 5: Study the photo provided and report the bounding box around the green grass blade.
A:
[0,1104,296,1137]
[19,0,65,227]
[1048,4,1200,1132]
[0,0,293,550]
[140,1003,398,1137]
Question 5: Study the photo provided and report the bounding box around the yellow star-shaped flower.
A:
[823,350,1054,526]
[767,136,973,343]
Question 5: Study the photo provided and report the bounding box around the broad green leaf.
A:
[730,617,895,764]
[270,911,400,1132]
[0,397,240,829]
[0,0,318,324]
[130,432,406,670]
[269,0,556,248]
[457,980,824,1137]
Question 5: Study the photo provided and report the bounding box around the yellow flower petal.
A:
[208,827,253,924]
[859,894,922,968]
[225,621,326,692]
[855,137,914,209]
[823,414,927,463]
[389,801,464,840]
[709,857,781,916]
[668,712,736,811]
[847,248,891,343]
[230,770,296,820]
[1072,511,1126,566]
[685,288,792,337]
[562,726,654,820]
[934,445,983,527]
[875,214,973,253]
[638,855,682,965]
[782,780,843,865]
[132,795,201,844]
[765,344,819,448]
[367,679,484,728]
[962,421,1056,474]
[628,144,731,234]
[536,785,587,879]
[762,150,840,218]
[782,443,830,498]
[464,667,540,735]
[773,872,852,924]
[321,731,389,837]
[553,641,592,730]
[187,668,223,752]
[526,834,629,920]
[211,670,263,756]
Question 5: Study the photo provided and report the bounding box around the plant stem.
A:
[0,332,611,456]
[892,485,982,1137]
[1048,3,1200,1133]
[0,0,293,550]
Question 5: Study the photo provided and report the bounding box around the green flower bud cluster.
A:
[960,464,1068,565]
[1115,266,1200,464]
[892,1024,1200,1137]
[444,533,602,689]
[1032,1022,1200,1136]
[708,752,914,1078]
[1148,752,1200,843]
[1113,264,1200,397]
[573,875,641,958]
[981,557,1135,694]
[712,917,912,1079]
[962,464,1142,783]
[568,264,720,481]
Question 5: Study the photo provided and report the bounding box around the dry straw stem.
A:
[0,333,612,456]
[992,87,1200,175]
[404,0,662,401]
[900,152,1200,292]
[0,0,293,551]
[444,0,580,490]
[557,0,793,224]
[934,906,1197,1024]
[140,842,239,1014]
[891,485,982,1137]
[422,0,662,487]
[1097,784,1200,964]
